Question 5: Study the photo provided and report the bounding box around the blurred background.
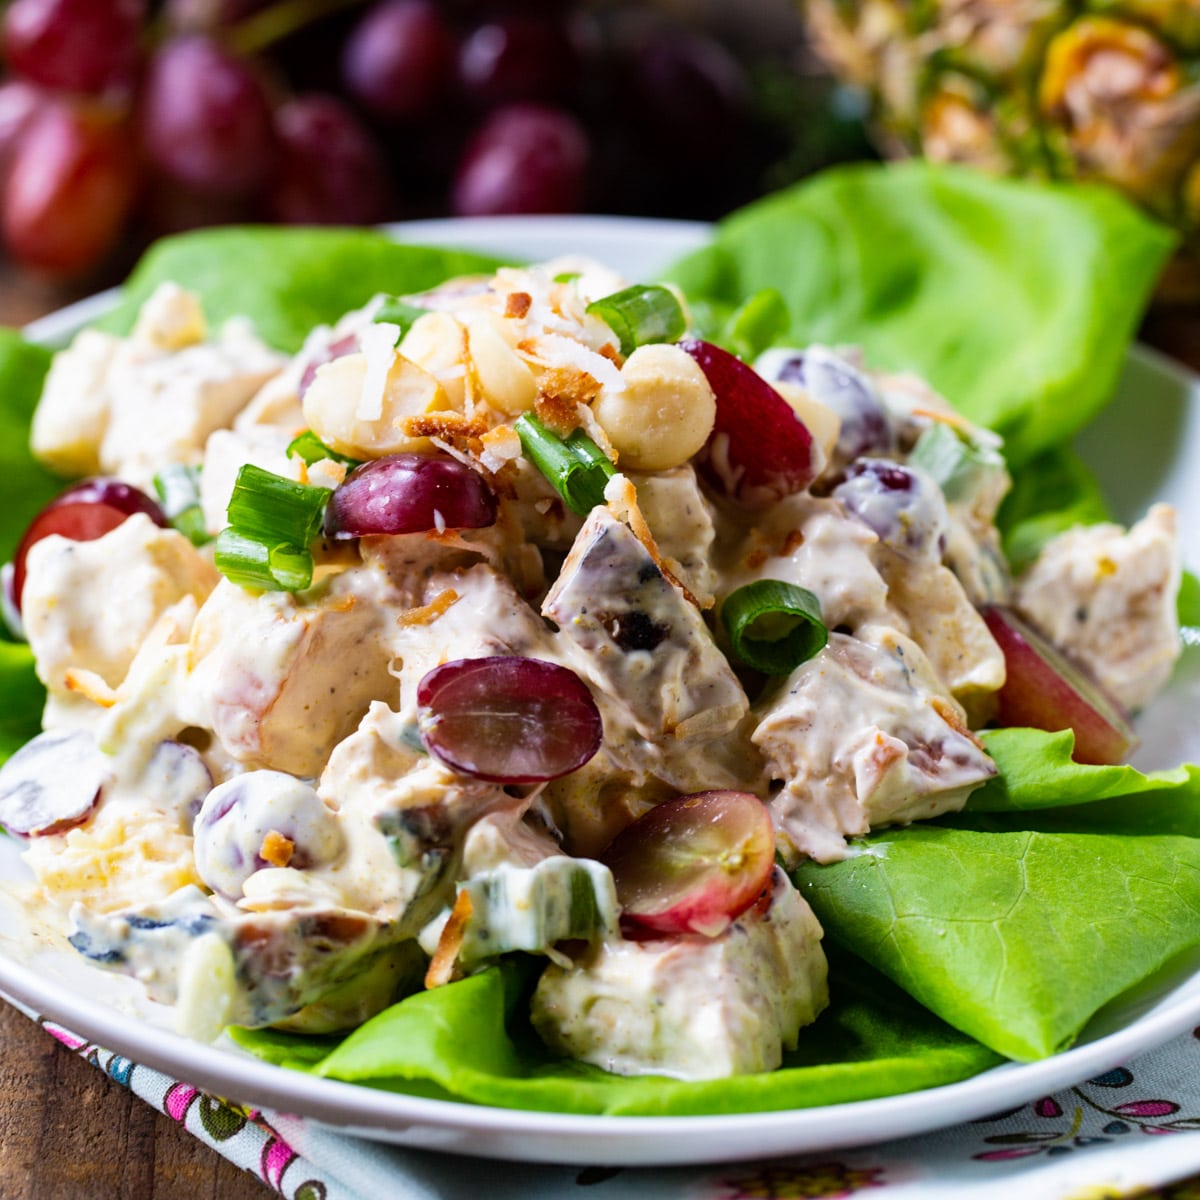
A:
[0,0,876,320]
[2,0,1199,322]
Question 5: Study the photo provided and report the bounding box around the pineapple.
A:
[804,0,1200,295]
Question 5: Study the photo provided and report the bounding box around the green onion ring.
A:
[586,285,686,358]
[721,580,827,675]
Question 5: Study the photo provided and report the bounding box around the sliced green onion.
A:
[286,430,362,468]
[724,289,788,361]
[214,529,313,593]
[515,412,616,516]
[226,464,332,548]
[586,285,686,357]
[908,421,1006,502]
[721,580,827,675]
[267,543,316,592]
[563,427,614,474]
[552,271,580,284]
[152,463,210,547]
[373,297,429,343]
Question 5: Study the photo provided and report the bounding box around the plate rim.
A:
[5,212,1200,1166]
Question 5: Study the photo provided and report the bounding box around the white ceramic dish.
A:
[2,216,1198,1167]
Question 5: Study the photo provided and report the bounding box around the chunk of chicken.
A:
[1014,504,1181,711]
[184,570,395,777]
[532,870,827,1080]
[31,329,119,477]
[753,624,997,862]
[878,553,1006,725]
[717,493,891,634]
[23,514,218,695]
[543,505,747,743]
[31,284,286,490]
[627,465,719,606]
[69,886,401,1030]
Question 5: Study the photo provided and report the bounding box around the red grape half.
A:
[680,338,816,503]
[324,454,497,539]
[417,656,602,784]
[599,790,775,938]
[983,605,1138,765]
[0,729,107,836]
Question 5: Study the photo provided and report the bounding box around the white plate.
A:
[2,216,1199,1168]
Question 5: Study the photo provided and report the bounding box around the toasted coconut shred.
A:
[426,889,473,988]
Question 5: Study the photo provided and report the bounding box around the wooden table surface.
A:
[0,272,1198,1200]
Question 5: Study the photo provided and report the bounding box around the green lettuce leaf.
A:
[1180,569,1200,633]
[970,727,1200,813]
[794,826,1200,1061]
[0,642,45,762]
[230,951,999,1116]
[0,330,61,564]
[0,330,56,755]
[99,227,507,352]
[665,162,1175,466]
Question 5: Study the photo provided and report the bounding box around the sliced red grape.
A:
[324,453,498,539]
[341,0,454,120]
[192,770,344,899]
[451,102,589,216]
[3,0,144,96]
[138,36,276,197]
[417,656,602,784]
[0,729,108,837]
[833,458,949,562]
[268,93,393,226]
[759,346,896,465]
[145,739,213,829]
[599,790,775,938]
[680,338,816,503]
[12,478,167,610]
[982,605,1138,765]
[3,100,137,275]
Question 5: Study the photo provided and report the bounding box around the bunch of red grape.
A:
[0,0,855,280]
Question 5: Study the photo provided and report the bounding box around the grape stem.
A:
[227,0,371,56]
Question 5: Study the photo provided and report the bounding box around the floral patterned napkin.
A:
[13,994,1200,1200]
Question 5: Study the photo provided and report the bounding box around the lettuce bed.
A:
[232,952,1002,1116]
[5,165,1200,1117]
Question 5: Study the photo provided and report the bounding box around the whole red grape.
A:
[2,0,144,96]
[452,102,589,216]
[268,93,393,225]
[139,36,276,197]
[3,100,137,275]
[632,29,750,156]
[0,80,43,185]
[457,16,578,107]
[341,0,454,120]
